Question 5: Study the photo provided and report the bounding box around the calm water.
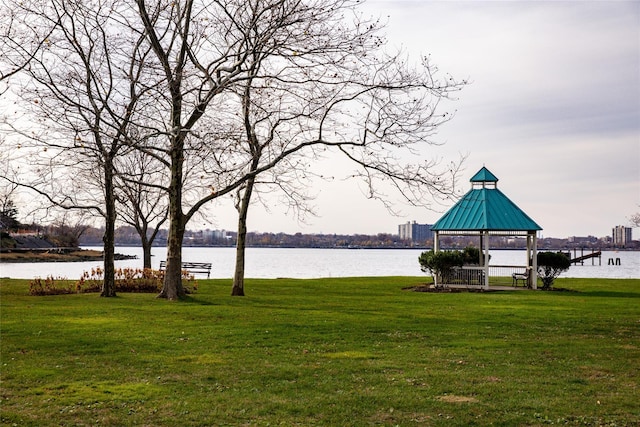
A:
[0,247,638,280]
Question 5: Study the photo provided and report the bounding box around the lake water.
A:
[1,247,638,280]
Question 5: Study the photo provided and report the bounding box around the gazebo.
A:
[431,167,543,290]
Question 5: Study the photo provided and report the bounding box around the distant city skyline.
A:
[76,222,637,248]
[180,222,634,242]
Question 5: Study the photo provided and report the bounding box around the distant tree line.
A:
[79,226,411,248]
[77,226,639,250]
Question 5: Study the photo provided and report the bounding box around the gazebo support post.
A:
[483,231,490,290]
[433,231,440,288]
[526,233,532,288]
[524,231,538,289]
[531,232,538,289]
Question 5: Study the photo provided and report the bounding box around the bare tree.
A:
[214,1,466,296]
[44,211,91,248]
[133,0,258,300]
[1,0,155,296]
[115,149,169,269]
[133,0,465,300]
[229,64,317,296]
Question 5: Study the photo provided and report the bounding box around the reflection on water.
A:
[0,247,638,280]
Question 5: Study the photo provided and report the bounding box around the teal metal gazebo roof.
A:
[432,167,542,232]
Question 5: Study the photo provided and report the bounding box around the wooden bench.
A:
[159,261,212,278]
[512,268,530,287]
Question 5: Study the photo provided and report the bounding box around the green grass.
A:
[1,277,639,426]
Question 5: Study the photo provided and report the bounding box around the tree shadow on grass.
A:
[179,295,217,305]
[578,290,640,299]
[545,288,640,299]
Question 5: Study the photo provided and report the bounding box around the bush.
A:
[418,250,464,285]
[29,276,76,295]
[537,251,571,290]
[461,246,479,264]
[29,268,198,295]
[1,231,17,249]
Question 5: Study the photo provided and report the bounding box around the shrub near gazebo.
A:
[419,250,463,286]
[537,251,571,290]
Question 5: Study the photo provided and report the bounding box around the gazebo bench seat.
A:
[512,268,531,287]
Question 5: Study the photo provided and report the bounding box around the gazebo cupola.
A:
[431,167,543,289]
[470,166,499,189]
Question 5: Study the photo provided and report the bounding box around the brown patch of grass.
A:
[436,395,479,403]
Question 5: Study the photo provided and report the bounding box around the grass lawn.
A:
[1,276,639,426]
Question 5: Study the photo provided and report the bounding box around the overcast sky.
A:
[220,0,639,239]
[5,1,638,239]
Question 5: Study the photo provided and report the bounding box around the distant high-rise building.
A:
[398,221,433,242]
[612,225,632,247]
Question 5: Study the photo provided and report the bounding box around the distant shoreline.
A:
[0,249,137,263]
[81,244,640,252]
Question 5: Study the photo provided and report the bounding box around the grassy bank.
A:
[0,249,138,263]
[0,249,105,263]
[1,277,638,426]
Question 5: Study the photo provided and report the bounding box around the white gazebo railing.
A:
[437,265,534,288]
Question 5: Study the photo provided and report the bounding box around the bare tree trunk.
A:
[158,148,186,300]
[159,218,185,300]
[101,158,117,297]
[141,234,152,270]
[232,177,256,296]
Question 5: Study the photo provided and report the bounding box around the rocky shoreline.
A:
[0,248,137,263]
[1,234,137,263]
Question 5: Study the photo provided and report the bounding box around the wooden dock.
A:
[566,250,602,265]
